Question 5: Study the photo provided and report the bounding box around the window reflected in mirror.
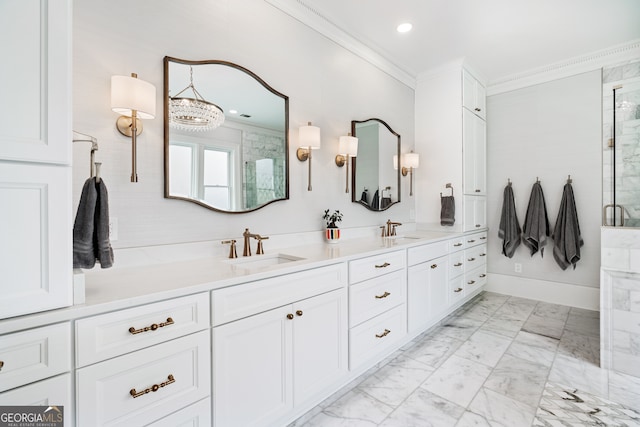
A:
[164,57,289,213]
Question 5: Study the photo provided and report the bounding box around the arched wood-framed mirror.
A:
[351,118,401,211]
[163,57,289,213]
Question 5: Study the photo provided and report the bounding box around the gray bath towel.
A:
[498,184,521,258]
[73,177,114,269]
[522,182,549,257]
[440,196,455,226]
[552,183,583,270]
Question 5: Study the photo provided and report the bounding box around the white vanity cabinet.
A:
[212,264,348,427]
[463,195,488,232]
[0,0,73,320]
[75,293,211,427]
[463,108,487,196]
[463,68,486,120]
[0,322,73,424]
[464,231,488,296]
[348,250,407,369]
[407,240,450,334]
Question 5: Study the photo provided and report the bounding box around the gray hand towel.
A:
[522,182,549,257]
[498,185,521,258]
[552,183,583,270]
[440,196,455,226]
[371,189,379,210]
[95,178,114,268]
[73,177,114,269]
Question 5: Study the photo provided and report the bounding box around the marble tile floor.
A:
[289,292,640,427]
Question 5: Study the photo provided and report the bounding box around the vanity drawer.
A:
[464,244,487,272]
[349,250,406,284]
[76,293,210,367]
[407,240,449,266]
[76,330,210,427]
[465,265,487,291]
[449,251,465,279]
[349,269,406,327]
[349,304,407,370]
[450,275,466,304]
[0,374,72,423]
[448,236,465,252]
[465,231,487,248]
[0,322,70,392]
[212,263,346,326]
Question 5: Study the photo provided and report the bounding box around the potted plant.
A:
[323,209,343,243]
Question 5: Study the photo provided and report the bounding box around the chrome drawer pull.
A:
[479,274,486,278]
[454,287,463,293]
[129,317,174,335]
[467,257,475,262]
[430,264,438,269]
[375,262,391,268]
[479,253,486,257]
[375,291,391,299]
[375,329,391,338]
[467,239,475,243]
[454,262,463,267]
[453,243,462,247]
[296,310,303,316]
[130,374,175,398]
[468,280,476,285]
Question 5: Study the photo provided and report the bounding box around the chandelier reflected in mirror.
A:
[169,66,225,132]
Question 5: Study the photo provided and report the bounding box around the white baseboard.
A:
[486,273,600,311]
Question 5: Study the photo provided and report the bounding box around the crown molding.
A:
[487,39,640,96]
[264,0,417,89]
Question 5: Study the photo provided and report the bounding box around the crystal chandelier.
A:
[169,66,225,132]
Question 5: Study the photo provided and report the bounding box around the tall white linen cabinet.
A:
[414,61,487,231]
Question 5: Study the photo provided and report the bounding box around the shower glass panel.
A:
[603,61,640,227]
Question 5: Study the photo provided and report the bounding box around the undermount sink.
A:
[387,235,421,241]
[223,253,305,271]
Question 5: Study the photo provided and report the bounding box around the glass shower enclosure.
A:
[603,61,640,227]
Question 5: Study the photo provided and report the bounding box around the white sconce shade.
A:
[111,75,156,119]
[405,152,420,169]
[393,154,399,170]
[297,122,321,191]
[338,134,358,156]
[111,73,156,182]
[299,123,321,149]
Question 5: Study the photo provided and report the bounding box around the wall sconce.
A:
[335,133,358,193]
[296,122,321,191]
[111,73,156,182]
[394,151,420,196]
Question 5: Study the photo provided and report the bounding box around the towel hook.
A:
[73,130,99,179]
[567,175,572,184]
[507,178,512,187]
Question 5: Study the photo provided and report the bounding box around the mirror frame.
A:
[163,56,290,213]
[350,118,401,211]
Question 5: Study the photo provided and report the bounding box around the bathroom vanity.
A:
[0,228,487,426]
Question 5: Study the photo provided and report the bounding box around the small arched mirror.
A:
[164,57,289,213]
[351,118,401,211]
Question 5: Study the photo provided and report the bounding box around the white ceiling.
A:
[299,0,640,84]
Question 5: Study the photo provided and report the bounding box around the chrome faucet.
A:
[242,228,269,256]
[381,219,402,237]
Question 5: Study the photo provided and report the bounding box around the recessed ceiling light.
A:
[397,23,412,33]
[229,109,238,114]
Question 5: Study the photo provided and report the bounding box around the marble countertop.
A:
[0,229,465,333]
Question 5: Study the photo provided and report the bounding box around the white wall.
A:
[486,71,602,298]
[72,0,415,249]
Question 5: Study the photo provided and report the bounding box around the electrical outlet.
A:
[514,263,522,273]
[109,217,118,241]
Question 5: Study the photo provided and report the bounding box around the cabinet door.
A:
[463,195,487,232]
[463,109,486,195]
[213,305,293,427]
[0,0,71,165]
[462,69,486,120]
[0,162,72,319]
[408,255,448,333]
[293,288,347,405]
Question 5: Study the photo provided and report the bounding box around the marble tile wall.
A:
[601,227,640,379]
[242,130,286,209]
